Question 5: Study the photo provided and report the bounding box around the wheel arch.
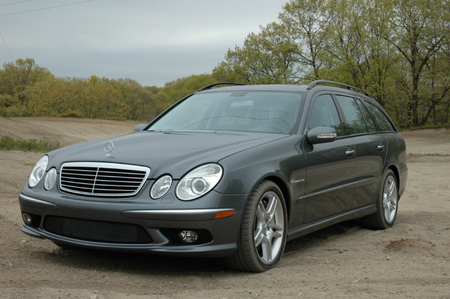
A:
[259,175,291,222]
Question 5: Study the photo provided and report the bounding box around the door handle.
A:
[378,144,385,151]
[346,149,355,156]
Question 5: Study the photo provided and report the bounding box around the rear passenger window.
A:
[308,94,343,136]
[365,102,395,131]
[356,99,377,132]
[335,95,368,135]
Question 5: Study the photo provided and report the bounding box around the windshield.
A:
[148,91,303,134]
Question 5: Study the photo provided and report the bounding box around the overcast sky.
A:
[0,0,287,87]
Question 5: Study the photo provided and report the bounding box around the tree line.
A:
[0,58,215,122]
[214,0,450,128]
[1,0,449,128]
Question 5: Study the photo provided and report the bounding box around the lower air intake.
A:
[44,216,152,244]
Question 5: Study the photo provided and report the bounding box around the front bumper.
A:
[19,190,245,258]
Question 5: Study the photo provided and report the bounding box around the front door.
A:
[303,94,355,223]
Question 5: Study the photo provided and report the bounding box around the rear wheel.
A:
[361,169,398,229]
[228,180,287,272]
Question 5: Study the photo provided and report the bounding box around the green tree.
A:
[25,76,131,119]
[382,0,450,127]
[279,0,332,80]
[0,58,53,98]
[213,22,300,84]
[0,58,53,116]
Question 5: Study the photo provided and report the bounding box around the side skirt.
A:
[287,204,377,241]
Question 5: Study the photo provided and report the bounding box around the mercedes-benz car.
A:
[19,81,408,272]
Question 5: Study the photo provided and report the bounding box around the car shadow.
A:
[27,220,364,275]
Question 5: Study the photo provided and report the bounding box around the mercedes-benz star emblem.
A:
[104,141,114,158]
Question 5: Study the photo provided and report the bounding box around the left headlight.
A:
[176,164,223,201]
[28,155,48,188]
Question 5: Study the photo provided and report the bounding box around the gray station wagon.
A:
[19,81,408,272]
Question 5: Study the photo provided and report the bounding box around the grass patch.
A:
[0,136,60,152]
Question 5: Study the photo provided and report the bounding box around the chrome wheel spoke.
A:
[257,202,265,221]
[271,230,282,238]
[388,180,395,197]
[270,222,283,232]
[254,227,263,247]
[390,199,397,210]
[261,236,272,262]
[266,196,277,219]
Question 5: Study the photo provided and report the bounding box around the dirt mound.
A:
[385,238,435,253]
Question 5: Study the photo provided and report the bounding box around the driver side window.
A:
[308,94,343,136]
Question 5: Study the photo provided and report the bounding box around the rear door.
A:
[334,95,387,209]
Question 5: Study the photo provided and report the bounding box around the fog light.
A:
[178,230,198,243]
[22,213,33,225]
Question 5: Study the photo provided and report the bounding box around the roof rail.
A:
[197,82,246,92]
[306,80,370,97]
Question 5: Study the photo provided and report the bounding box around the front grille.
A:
[44,216,153,244]
[60,162,150,197]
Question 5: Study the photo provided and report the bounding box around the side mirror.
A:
[134,124,148,132]
[307,127,337,144]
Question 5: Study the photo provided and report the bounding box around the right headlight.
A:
[176,164,223,201]
[28,155,49,188]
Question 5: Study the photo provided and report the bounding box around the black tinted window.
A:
[308,94,343,136]
[365,101,394,131]
[335,95,368,135]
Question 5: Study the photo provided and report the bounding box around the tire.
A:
[361,169,398,229]
[227,180,287,272]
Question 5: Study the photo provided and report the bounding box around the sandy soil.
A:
[0,118,449,299]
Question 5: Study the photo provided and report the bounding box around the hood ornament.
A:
[104,141,114,158]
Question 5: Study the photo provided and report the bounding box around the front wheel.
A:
[227,180,287,272]
[361,169,398,229]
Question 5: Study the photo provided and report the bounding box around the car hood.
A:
[47,131,287,179]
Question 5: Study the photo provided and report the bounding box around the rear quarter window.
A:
[364,101,395,131]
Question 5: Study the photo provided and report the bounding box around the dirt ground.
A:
[1,117,449,299]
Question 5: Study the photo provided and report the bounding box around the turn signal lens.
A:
[215,210,236,219]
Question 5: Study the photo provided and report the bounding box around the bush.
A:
[60,111,84,118]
